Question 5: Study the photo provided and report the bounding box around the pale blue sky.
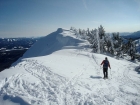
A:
[0,0,140,37]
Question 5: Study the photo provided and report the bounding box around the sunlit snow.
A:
[0,28,140,105]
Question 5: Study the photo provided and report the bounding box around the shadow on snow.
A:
[90,75,102,79]
[135,66,140,74]
[3,95,30,105]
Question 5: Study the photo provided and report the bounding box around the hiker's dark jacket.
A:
[101,60,111,68]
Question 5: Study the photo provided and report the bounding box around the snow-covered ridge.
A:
[0,28,140,105]
[14,28,82,59]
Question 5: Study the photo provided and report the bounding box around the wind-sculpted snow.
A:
[0,28,140,105]
[13,28,83,60]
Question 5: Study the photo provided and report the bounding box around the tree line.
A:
[70,25,137,60]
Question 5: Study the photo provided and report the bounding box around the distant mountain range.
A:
[0,37,40,50]
[120,31,140,40]
[119,32,132,36]
[0,37,41,72]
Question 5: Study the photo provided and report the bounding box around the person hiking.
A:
[100,57,111,79]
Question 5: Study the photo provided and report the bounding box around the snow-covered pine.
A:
[90,29,98,53]
[70,26,138,59]
[98,25,105,39]
[111,32,124,57]
[104,34,112,53]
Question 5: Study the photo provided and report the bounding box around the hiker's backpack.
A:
[103,60,109,68]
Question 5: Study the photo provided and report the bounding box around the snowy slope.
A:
[0,28,140,105]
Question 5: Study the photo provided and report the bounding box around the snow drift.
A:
[0,28,140,105]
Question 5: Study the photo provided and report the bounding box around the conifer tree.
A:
[98,25,105,39]
[111,32,123,57]
[104,34,114,54]
[127,38,136,60]
[90,29,101,53]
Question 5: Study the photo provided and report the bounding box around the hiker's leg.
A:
[104,68,107,78]
[106,69,108,78]
[103,68,105,78]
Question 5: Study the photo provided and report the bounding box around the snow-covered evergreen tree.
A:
[111,32,123,57]
[127,39,136,60]
[86,28,91,37]
[98,25,106,53]
[70,26,138,60]
[89,29,101,53]
[104,34,114,54]
[98,25,105,39]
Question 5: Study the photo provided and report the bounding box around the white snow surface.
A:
[0,28,140,105]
